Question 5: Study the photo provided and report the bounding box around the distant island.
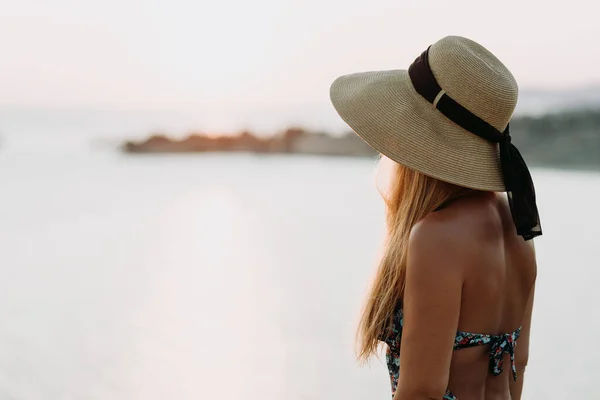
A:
[122,128,378,157]
[122,108,600,170]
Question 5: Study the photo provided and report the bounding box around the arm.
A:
[510,241,537,400]
[510,281,535,399]
[394,221,465,400]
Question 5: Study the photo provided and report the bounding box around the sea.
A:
[0,110,599,400]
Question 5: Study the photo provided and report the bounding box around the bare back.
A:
[394,191,536,400]
[440,192,536,399]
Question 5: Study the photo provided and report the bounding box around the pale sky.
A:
[1,0,599,111]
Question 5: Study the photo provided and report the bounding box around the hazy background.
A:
[3,0,600,133]
[1,1,599,399]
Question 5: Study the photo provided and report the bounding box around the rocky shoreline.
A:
[122,128,378,157]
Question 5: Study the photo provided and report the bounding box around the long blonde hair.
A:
[356,158,469,361]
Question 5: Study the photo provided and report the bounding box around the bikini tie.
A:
[489,328,521,381]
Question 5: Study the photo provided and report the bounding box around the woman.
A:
[330,36,541,400]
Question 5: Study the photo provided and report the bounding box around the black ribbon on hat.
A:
[408,47,542,240]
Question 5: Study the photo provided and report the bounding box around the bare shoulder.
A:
[407,213,471,279]
[408,192,500,274]
[409,213,469,257]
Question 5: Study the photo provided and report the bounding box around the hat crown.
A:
[428,36,518,132]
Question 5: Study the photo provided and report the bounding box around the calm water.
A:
[0,147,598,399]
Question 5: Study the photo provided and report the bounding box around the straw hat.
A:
[330,36,518,192]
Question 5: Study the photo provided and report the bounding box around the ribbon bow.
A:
[497,126,542,240]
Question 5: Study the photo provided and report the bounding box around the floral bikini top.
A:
[380,305,521,400]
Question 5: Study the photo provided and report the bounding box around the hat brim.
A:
[330,69,506,192]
